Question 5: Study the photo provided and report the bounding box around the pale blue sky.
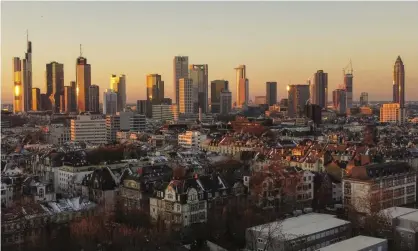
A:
[2,1,418,103]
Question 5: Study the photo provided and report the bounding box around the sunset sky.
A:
[2,1,418,104]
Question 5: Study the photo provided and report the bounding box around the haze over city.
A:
[2,1,418,103]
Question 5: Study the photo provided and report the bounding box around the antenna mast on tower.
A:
[343,59,353,75]
[80,44,83,57]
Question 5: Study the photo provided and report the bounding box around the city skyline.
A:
[2,1,418,104]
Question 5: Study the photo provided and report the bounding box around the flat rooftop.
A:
[249,213,350,240]
[398,210,418,223]
[380,207,418,219]
[316,235,387,251]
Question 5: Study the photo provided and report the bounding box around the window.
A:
[257,238,264,243]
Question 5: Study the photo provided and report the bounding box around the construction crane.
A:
[343,59,353,75]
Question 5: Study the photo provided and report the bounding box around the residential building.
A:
[220,90,232,115]
[266,81,278,106]
[189,64,208,113]
[146,74,164,105]
[343,162,416,214]
[46,61,64,113]
[380,103,405,124]
[211,80,229,113]
[76,54,91,112]
[103,89,118,115]
[288,84,310,118]
[178,131,207,150]
[88,85,100,113]
[31,88,41,111]
[310,70,328,109]
[179,78,193,114]
[70,114,106,145]
[110,74,126,112]
[246,213,351,251]
[46,123,71,145]
[173,56,189,108]
[317,235,388,251]
[150,178,207,227]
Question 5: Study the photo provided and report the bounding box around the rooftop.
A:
[317,235,387,251]
[380,207,418,219]
[249,213,350,240]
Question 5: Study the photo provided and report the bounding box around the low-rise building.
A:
[178,131,207,150]
[316,235,388,251]
[245,213,351,251]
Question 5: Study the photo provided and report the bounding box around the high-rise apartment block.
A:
[288,85,310,118]
[173,56,189,108]
[333,89,347,115]
[88,85,100,113]
[266,82,277,106]
[189,64,208,113]
[110,74,126,112]
[76,54,91,112]
[31,88,41,111]
[310,70,328,109]
[46,61,64,113]
[179,78,193,114]
[146,74,164,105]
[211,80,229,114]
[103,89,118,115]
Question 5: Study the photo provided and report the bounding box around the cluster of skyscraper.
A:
[12,34,32,113]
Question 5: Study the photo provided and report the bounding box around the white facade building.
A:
[152,104,176,122]
[70,114,106,145]
[178,131,207,150]
[130,114,146,132]
[47,123,71,145]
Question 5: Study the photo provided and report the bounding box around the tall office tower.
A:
[288,84,310,118]
[173,56,189,107]
[360,92,369,107]
[21,35,32,111]
[110,74,126,112]
[332,89,347,115]
[88,85,100,113]
[235,65,249,107]
[189,64,208,113]
[136,99,151,117]
[179,78,193,114]
[31,88,41,111]
[266,82,277,106]
[310,70,328,109]
[393,56,405,108]
[343,61,353,110]
[40,94,50,111]
[70,81,77,112]
[146,74,164,105]
[76,46,91,112]
[59,94,65,113]
[46,61,64,113]
[220,90,232,115]
[13,57,23,113]
[211,80,229,113]
[64,86,73,113]
[103,89,118,115]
